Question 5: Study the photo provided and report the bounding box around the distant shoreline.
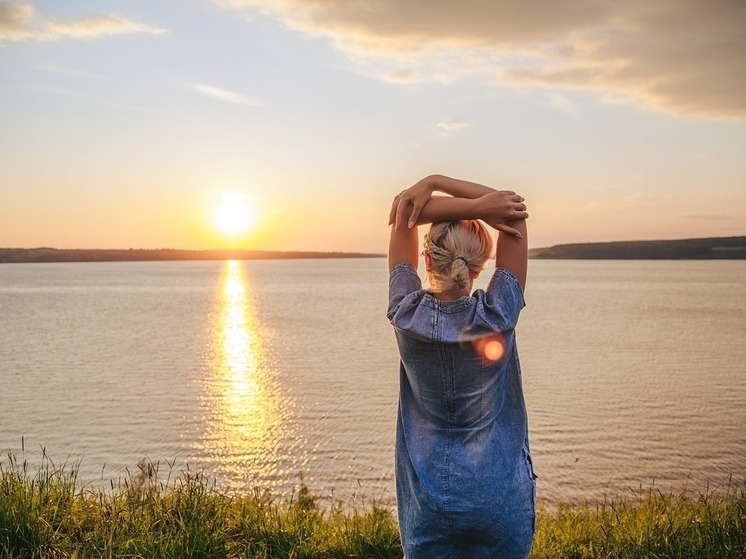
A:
[529,235,746,260]
[0,248,385,264]
[2,235,745,263]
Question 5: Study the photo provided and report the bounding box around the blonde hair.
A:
[424,220,493,293]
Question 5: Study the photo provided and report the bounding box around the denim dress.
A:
[387,263,536,559]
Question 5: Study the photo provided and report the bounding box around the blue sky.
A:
[1,0,744,251]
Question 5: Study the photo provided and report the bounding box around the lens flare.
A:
[473,334,505,363]
[483,339,505,361]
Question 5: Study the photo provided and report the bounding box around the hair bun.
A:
[424,220,493,293]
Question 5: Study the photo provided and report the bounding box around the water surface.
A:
[0,259,743,505]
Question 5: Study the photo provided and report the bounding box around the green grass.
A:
[1,452,743,558]
[532,483,745,558]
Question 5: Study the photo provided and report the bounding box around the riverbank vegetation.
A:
[0,248,384,264]
[1,453,743,558]
[529,235,746,259]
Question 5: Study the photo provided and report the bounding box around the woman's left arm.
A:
[388,224,418,271]
[387,180,528,270]
[390,176,527,235]
[389,175,495,230]
[388,193,419,270]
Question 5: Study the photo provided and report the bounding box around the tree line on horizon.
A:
[529,235,746,259]
[0,247,384,263]
[1,235,745,263]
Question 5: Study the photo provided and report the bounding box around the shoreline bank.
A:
[1,454,743,558]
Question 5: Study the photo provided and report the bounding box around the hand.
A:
[478,190,528,237]
[388,179,435,230]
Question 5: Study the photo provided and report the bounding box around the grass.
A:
[1,452,743,558]
[532,483,745,559]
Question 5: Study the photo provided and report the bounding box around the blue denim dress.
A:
[388,263,536,559]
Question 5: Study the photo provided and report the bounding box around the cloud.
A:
[217,0,746,119]
[0,3,38,41]
[190,83,266,106]
[0,2,166,44]
[543,92,578,116]
[436,119,472,132]
[38,64,106,80]
[47,14,166,39]
[387,68,418,83]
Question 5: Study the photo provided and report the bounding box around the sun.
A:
[213,193,257,237]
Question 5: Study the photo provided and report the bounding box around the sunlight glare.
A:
[194,260,292,492]
[213,193,257,237]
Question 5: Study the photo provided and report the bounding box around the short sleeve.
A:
[482,267,526,330]
[387,262,422,320]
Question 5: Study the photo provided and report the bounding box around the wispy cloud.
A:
[190,83,266,106]
[0,3,37,42]
[543,92,578,116]
[0,3,166,45]
[47,14,166,39]
[217,0,746,119]
[387,68,418,83]
[437,119,472,132]
[38,64,106,80]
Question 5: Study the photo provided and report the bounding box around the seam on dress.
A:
[440,342,454,530]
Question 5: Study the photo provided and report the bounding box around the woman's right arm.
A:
[495,219,528,291]
[417,190,527,232]
[390,175,529,288]
[390,174,497,230]
[391,175,527,234]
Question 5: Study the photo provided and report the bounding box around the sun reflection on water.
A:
[196,260,292,491]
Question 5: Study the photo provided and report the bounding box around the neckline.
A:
[422,291,474,311]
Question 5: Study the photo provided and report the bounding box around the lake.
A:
[0,258,744,506]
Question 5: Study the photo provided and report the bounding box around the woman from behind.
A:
[387,175,535,559]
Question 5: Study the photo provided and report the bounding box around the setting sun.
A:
[213,193,257,237]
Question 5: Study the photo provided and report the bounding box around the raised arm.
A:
[495,219,528,291]
[390,174,496,230]
[387,176,529,272]
[390,174,527,235]
[387,179,485,271]
[416,190,527,232]
[388,219,419,271]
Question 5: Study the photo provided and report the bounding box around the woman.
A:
[387,175,535,559]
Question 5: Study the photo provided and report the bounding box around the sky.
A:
[1,0,744,252]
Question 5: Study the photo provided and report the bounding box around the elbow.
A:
[422,174,445,186]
